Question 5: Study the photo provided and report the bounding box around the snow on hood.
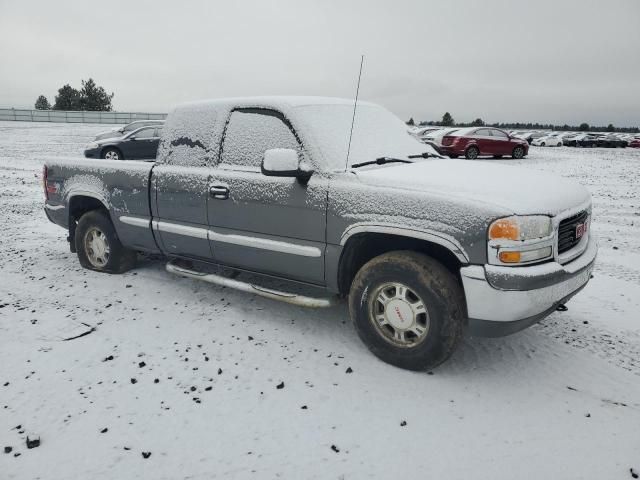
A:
[355,159,591,216]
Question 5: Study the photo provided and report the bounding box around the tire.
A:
[465,146,479,159]
[348,251,465,371]
[75,210,136,273]
[512,146,525,159]
[492,155,503,159]
[541,142,546,146]
[101,147,123,160]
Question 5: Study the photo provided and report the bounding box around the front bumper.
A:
[461,235,597,337]
[84,148,100,158]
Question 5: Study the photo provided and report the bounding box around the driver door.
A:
[206,108,327,285]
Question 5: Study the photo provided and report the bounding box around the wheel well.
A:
[337,233,464,296]
[68,196,109,251]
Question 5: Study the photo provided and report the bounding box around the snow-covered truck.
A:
[43,97,597,370]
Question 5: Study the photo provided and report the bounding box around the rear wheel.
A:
[75,210,136,273]
[465,146,479,159]
[541,142,546,146]
[102,148,122,160]
[348,251,464,371]
[512,146,525,159]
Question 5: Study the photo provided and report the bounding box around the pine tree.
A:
[441,112,454,126]
[79,78,114,111]
[53,84,81,111]
[406,117,415,126]
[471,118,484,127]
[34,95,51,110]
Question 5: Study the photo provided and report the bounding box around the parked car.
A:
[94,120,165,141]
[84,126,163,160]
[563,134,598,148]
[439,127,529,159]
[628,139,640,148]
[532,135,563,147]
[44,96,596,371]
[596,135,627,148]
[421,128,459,147]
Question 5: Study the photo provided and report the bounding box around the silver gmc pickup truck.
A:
[43,97,597,370]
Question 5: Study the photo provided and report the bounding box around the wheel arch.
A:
[336,227,468,296]
[67,194,111,252]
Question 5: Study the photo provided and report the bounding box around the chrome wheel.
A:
[84,227,110,268]
[104,150,120,160]
[369,282,430,348]
[466,147,478,159]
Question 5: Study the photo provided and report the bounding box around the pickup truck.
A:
[43,96,597,371]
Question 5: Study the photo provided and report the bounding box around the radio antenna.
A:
[345,54,364,171]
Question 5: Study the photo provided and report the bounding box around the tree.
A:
[606,123,615,132]
[34,95,51,110]
[441,112,454,126]
[470,118,485,127]
[406,117,415,126]
[79,78,114,111]
[579,122,590,132]
[53,84,81,111]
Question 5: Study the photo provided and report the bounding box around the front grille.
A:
[558,210,589,254]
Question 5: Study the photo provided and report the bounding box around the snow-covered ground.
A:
[1,121,639,479]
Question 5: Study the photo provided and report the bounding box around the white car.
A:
[532,135,563,147]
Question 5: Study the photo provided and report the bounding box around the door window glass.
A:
[132,127,155,139]
[490,129,508,139]
[220,109,300,167]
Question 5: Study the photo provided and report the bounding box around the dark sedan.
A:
[93,120,165,141]
[84,126,162,160]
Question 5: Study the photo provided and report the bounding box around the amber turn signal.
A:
[499,251,521,263]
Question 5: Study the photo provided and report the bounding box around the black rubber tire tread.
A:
[75,209,136,274]
[348,251,465,371]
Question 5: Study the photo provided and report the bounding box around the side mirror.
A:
[261,149,312,182]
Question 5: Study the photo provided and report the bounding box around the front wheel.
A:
[348,251,464,371]
[512,146,525,159]
[75,210,136,273]
[465,146,479,159]
[102,147,123,160]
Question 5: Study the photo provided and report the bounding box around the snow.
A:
[1,122,640,479]
[355,159,591,216]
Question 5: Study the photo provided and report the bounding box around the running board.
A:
[166,261,337,308]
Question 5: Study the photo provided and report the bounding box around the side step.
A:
[166,261,337,308]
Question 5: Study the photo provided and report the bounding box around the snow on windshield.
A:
[294,104,437,170]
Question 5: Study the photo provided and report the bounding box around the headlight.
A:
[488,215,554,266]
[86,142,99,149]
[489,215,552,241]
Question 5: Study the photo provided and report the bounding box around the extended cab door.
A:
[152,164,214,260]
[206,108,327,285]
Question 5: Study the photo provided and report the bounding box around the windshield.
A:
[294,104,436,170]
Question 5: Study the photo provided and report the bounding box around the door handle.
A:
[209,185,229,200]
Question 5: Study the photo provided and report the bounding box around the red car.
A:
[439,127,529,159]
[629,139,640,148]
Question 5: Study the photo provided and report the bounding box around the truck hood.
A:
[354,159,590,216]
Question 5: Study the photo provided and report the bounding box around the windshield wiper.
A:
[351,157,413,169]
[408,151,443,159]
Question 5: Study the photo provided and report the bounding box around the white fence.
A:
[0,108,167,124]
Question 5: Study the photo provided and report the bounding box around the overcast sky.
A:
[1,0,638,126]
